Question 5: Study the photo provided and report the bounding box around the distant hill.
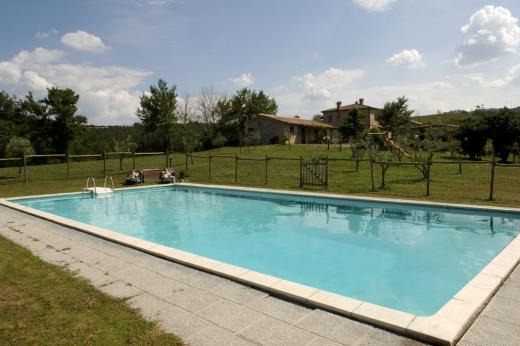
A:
[412,110,470,126]
[412,106,520,126]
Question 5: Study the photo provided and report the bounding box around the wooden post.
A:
[132,152,136,169]
[265,155,268,185]
[234,153,238,183]
[165,151,169,169]
[208,152,212,181]
[103,152,107,176]
[426,162,431,196]
[23,151,28,183]
[327,139,330,151]
[66,151,70,180]
[119,152,123,172]
[370,159,375,192]
[458,159,462,174]
[339,142,342,151]
[185,153,189,177]
[299,156,303,188]
[489,157,496,201]
[381,163,385,187]
[325,156,329,188]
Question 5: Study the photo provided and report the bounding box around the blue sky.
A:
[1,0,519,124]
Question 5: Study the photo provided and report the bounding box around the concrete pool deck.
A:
[1,205,519,345]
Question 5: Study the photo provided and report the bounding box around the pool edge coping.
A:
[1,182,519,346]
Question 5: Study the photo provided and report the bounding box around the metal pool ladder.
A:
[84,176,114,196]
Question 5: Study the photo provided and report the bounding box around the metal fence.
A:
[1,151,519,204]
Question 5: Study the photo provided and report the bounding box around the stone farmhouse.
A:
[322,98,381,130]
[249,114,336,145]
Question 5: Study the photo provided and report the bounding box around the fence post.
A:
[132,152,136,169]
[426,161,431,196]
[103,152,107,176]
[370,159,375,192]
[458,159,462,174]
[165,150,169,168]
[327,139,330,151]
[234,153,238,183]
[119,152,123,172]
[66,151,70,180]
[208,152,212,181]
[299,156,303,188]
[23,151,28,183]
[325,156,329,188]
[265,154,268,185]
[489,157,496,201]
[185,153,189,177]
[381,163,385,187]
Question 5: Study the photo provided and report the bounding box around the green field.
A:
[1,144,519,207]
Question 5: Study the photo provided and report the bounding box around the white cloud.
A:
[386,49,425,68]
[270,67,364,115]
[230,72,254,87]
[35,29,58,39]
[60,30,110,53]
[272,67,520,117]
[21,71,53,92]
[0,47,151,124]
[353,0,396,12]
[298,68,364,101]
[455,6,520,66]
[486,64,520,87]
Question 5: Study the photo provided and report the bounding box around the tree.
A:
[211,133,227,149]
[0,92,20,156]
[5,137,35,175]
[20,92,53,154]
[485,107,520,163]
[456,116,488,160]
[43,87,87,153]
[5,136,34,157]
[338,108,365,142]
[217,88,277,146]
[136,79,178,151]
[377,96,413,135]
[197,87,222,140]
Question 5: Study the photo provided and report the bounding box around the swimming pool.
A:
[9,184,520,318]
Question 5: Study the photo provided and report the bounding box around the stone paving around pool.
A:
[0,204,518,346]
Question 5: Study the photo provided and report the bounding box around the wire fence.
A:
[0,150,519,204]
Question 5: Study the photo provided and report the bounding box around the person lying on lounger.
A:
[125,169,144,184]
[160,168,176,183]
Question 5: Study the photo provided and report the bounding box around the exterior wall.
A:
[249,117,299,144]
[323,107,381,130]
[249,117,329,145]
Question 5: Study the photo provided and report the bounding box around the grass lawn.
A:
[0,234,184,345]
[1,144,519,207]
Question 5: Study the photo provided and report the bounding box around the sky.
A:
[1,0,520,125]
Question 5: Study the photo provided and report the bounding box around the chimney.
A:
[336,101,342,110]
[359,98,364,105]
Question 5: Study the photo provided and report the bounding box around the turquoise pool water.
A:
[12,186,520,315]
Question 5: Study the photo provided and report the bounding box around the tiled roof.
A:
[322,103,382,113]
[258,114,336,128]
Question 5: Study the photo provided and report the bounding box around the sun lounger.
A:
[125,169,144,184]
[160,168,176,183]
